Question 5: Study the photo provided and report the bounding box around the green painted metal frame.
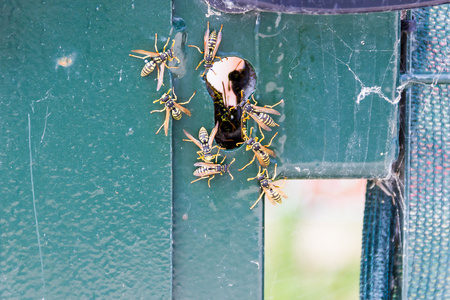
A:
[1,0,400,298]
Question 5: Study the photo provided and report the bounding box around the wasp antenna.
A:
[249,127,254,137]
[189,44,204,55]
[154,33,160,53]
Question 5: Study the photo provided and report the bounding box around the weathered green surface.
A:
[1,1,173,298]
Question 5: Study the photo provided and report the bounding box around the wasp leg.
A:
[196,59,205,71]
[178,91,196,105]
[207,175,215,188]
[150,108,166,113]
[265,132,278,148]
[164,63,179,69]
[250,191,265,210]
[270,164,278,180]
[242,113,251,123]
[211,146,222,159]
[265,99,284,109]
[259,128,266,143]
[191,176,210,184]
[247,166,262,181]
[169,40,181,63]
[239,154,256,171]
[155,122,166,135]
[275,177,287,189]
[189,43,207,70]
[129,53,154,60]
[227,158,236,180]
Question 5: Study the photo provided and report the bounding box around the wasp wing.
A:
[271,185,288,199]
[211,27,222,60]
[208,122,219,148]
[255,153,269,168]
[173,101,191,117]
[263,146,276,158]
[262,186,278,206]
[156,63,165,91]
[193,162,218,170]
[130,49,160,58]
[183,129,203,149]
[253,105,281,116]
[155,108,170,136]
[163,108,170,136]
[249,113,272,131]
[203,22,210,59]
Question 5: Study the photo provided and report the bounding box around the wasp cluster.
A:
[129,22,287,209]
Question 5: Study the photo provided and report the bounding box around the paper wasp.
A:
[129,33,180,90]
[183,122,223,163]
[151,88,195,136]
[189,21,223,73]
[248,164,287,209]
[191,156,235,188]
[239,127,277,171]
[237,95,283,131]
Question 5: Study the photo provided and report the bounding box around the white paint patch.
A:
[265,81,284,93]
[276,53,284,63]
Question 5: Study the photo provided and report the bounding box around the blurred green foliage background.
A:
[265,179,366,299]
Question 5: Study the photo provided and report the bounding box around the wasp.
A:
[129,33,180,90]
[151,88,196,136]
[248,164,288,209]
[191,156,235,187]
[237,95,283,132]
[239,127,277,171]
[183,122,223,163]
[189,21,223,73]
